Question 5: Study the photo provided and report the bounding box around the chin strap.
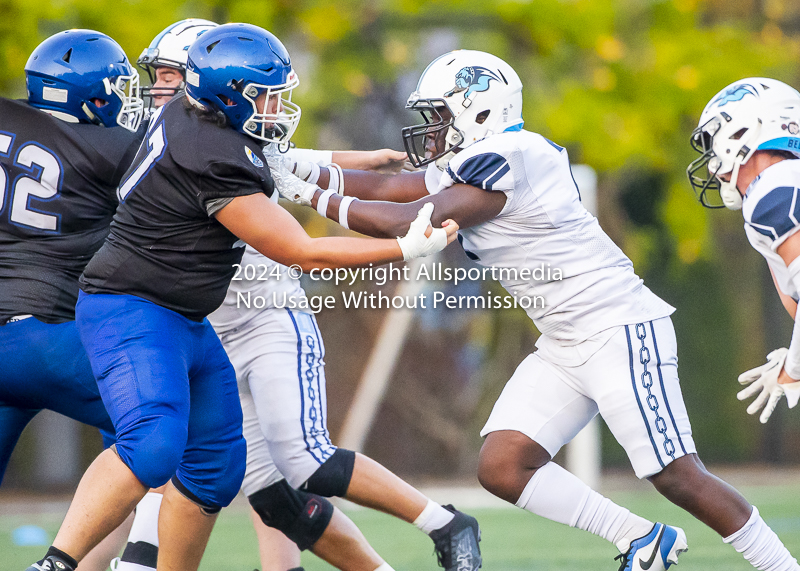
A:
[720,157,744,210]
[81,103,103,126]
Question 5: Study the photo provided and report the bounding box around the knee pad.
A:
[116,415,187,489]
[302,448,355,497]
[248,479,334,550]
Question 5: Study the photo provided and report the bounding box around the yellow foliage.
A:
[596,35,625,62]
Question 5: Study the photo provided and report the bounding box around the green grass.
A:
[4,484,800,570]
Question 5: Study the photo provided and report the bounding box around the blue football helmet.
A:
[26,29,143,131]
[184,23,301,143]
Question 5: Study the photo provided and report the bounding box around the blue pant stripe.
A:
[286,309,323,465]
[649,321,687,455]
[626,325,664,469]
[309,316,333,455]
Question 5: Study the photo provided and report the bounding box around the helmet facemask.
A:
[238,78,301,144]
[81,73,143,131]
[687,109,762,210]
[402,51,524,170]
[402,99,464,168]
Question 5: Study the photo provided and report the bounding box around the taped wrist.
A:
[316,189,336,218]
[338,196,356,230]
[298,161,321,185]
[301,448,356,497]
[784,257,800,379]
[248,480,334,550]
[325,163,344,195]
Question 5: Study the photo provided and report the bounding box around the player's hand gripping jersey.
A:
[80,96,275,320]
[0,98,143,324]
[425,130,674,348]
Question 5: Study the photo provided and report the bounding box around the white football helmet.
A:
[688,78,800,209]
[138,19,218,101]
[402,50,523,169]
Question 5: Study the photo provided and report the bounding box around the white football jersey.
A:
[742,159,800,301]
[209,192,309,333]
[427,130,674,345]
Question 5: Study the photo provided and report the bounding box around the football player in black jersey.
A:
[110,18,477,571]
[25,23,456,571]
[0,30,143,491]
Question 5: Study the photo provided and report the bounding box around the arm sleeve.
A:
[747,186,800,250]
[284,147,333,166]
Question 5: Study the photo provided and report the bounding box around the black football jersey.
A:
[80,96,275,321]
[0,98,143,324]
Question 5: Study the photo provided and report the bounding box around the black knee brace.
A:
[302,448,355,497]
[248,480,334,550]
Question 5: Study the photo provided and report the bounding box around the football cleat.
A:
[24,555,76,571]
[615,523,688,571]
[428,504,482,571]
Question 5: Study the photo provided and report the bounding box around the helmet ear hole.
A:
[476,110,490,124]
[730,128,748,140]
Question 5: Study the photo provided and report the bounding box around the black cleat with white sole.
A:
[24,555,76,571]
[428,504,482,571]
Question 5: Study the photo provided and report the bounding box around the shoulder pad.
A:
[446,151,511,191]
[747,185,800,240]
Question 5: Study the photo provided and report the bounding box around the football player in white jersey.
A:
[110,20,481,571]
[271,50,800,571]
[688,79,800,425]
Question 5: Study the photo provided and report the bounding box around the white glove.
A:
[265,152,319,207]
[396,202,448,261]
[737,348,800,423]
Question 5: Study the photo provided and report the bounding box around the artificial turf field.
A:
[3,480,800,570]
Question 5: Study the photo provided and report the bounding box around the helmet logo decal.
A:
[711,84,758,107]
[783,122,800,135]
[445,66,501,103]
[245,146,264,168]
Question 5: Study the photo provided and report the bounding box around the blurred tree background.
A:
[3,0,800,488]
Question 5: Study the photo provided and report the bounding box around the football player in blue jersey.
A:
[688,78,800,425]
[110,19,474,571]
[275,50,800,571]
[23,23,456,571]
[0,30,143,490]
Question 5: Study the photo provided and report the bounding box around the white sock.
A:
[373,563,395,571]
[724,507,800,570]
[117,491,163,571]
[413,499,455,534]
[516,462,653,552]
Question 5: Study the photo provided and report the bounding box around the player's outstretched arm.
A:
[331,149,408,174]
[770,267,797,319]
[738,230,800,423]
[269,153,505,237]
[320,183,505,238]
[282,148,426,203]
[215,192,458,271]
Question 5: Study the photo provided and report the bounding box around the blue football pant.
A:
[76,292,246,508]
[0,317,115,484]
